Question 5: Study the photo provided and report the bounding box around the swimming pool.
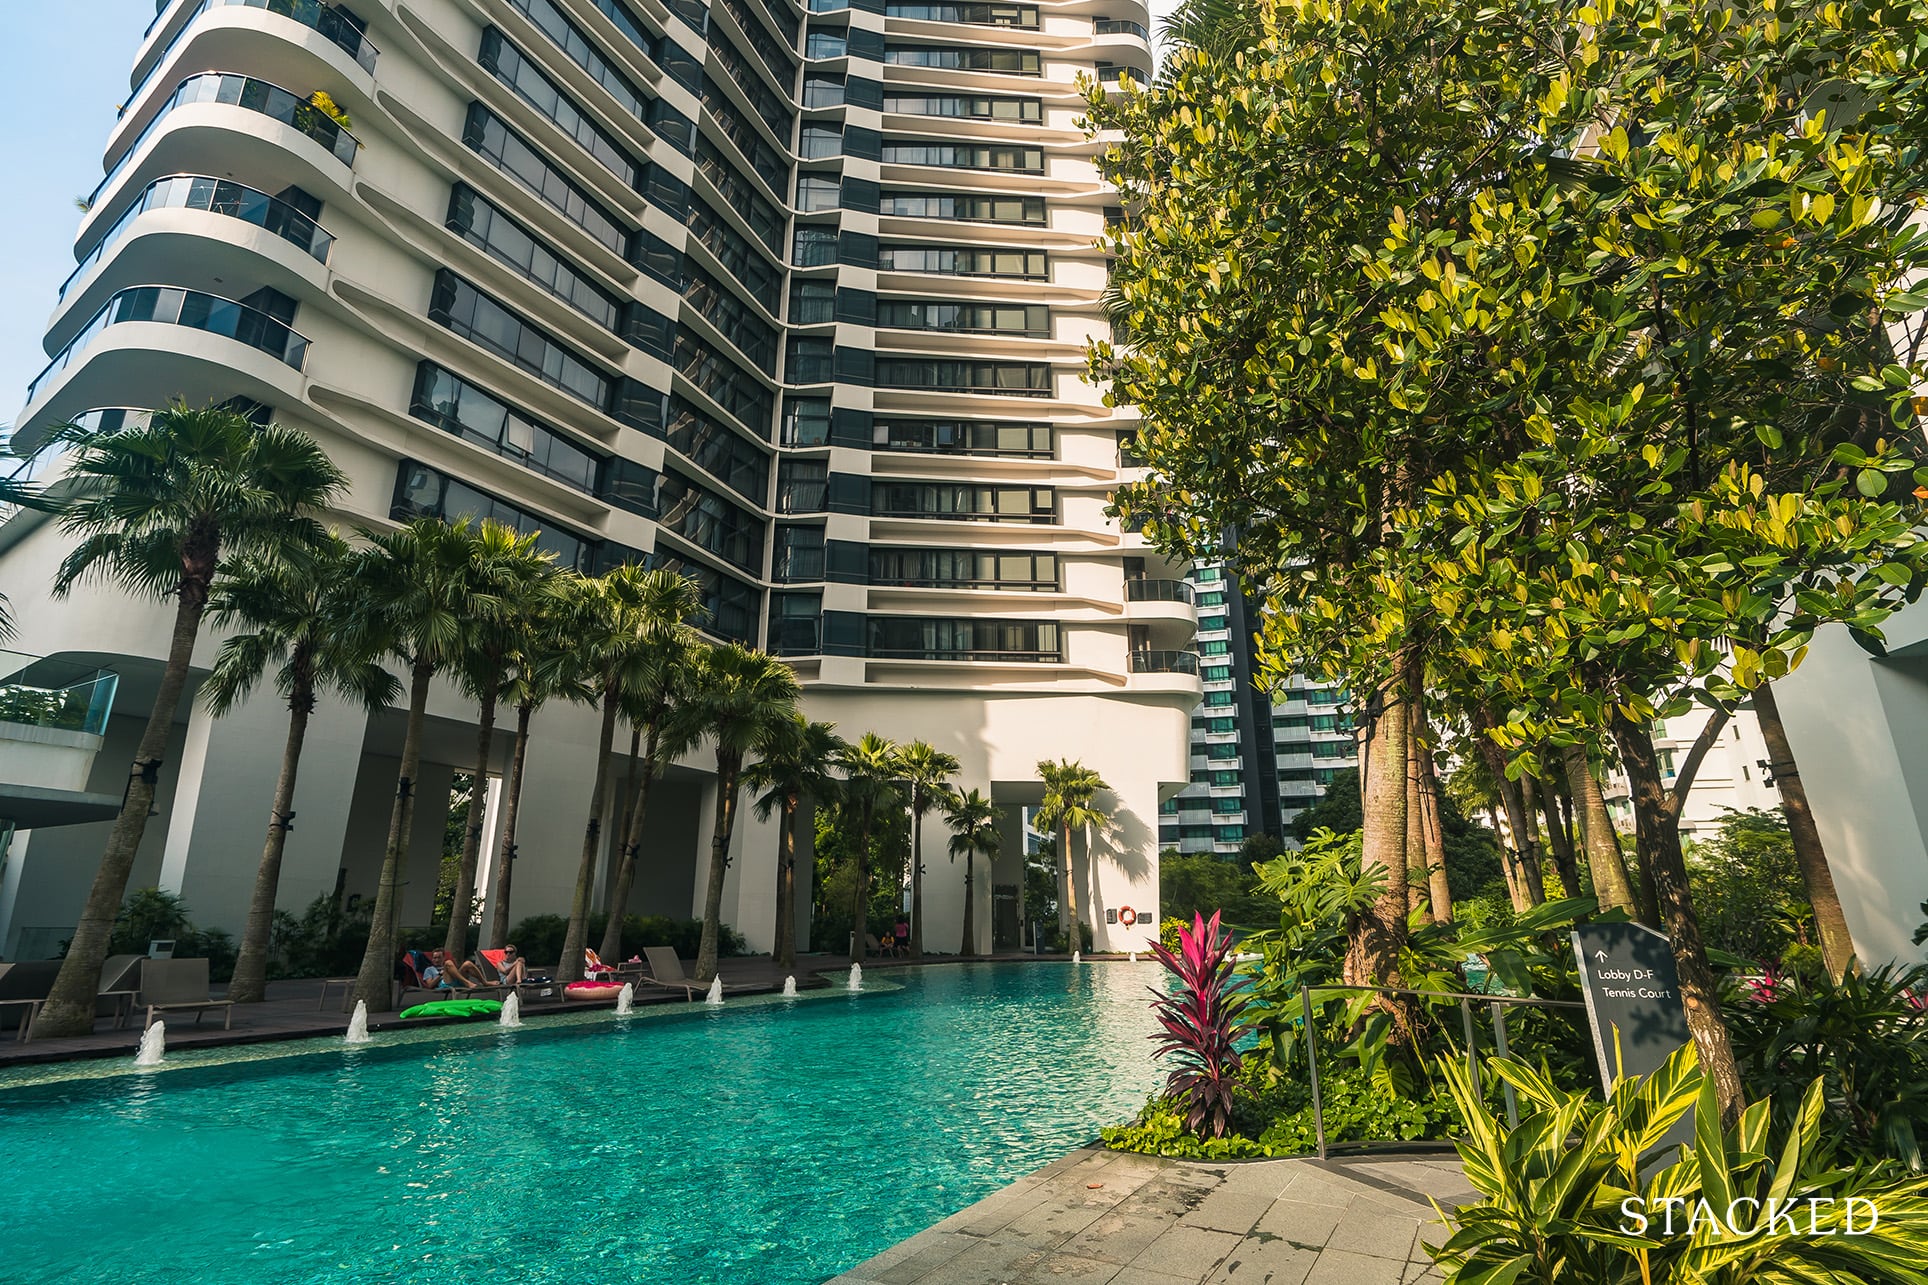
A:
[0,963,1161,1284]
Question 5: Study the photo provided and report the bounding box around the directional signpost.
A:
[1570,922,1693,1092]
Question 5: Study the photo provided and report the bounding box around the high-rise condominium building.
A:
[0,0,1188,961]
[1157,563,1357,857]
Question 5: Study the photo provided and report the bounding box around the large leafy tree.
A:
[838,733,903,962]
[897,740,960,960]
[944,789,1002,956]
[441,522,556,961]
[201,535,399,1003]
[1034,759,1111,950]
[33,404,344,1036]
[744,715,846,970]
[347,519,517,1011]
[690,644,802,981]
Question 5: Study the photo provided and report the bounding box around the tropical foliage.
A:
[1149,911,1251,1137]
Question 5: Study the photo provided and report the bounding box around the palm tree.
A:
[744,716,846,969]
[442,522,556,961]
[347,519,517,1012]
[898,740,960,960]
[838,733,903,963]
[1034,759,1112,954]
[558,567,705,983]
[201,535,400,1004]
[690,644,803,981]
[945,789,1002,957]
[33,403,344,1037]
[487,586,585,947]
[598,577,708,962]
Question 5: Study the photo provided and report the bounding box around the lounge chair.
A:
[96,954,145,1027]
[395,950,509,1008]
[637,947,731,1000]
[134,958,233,1031]
[472,950,555,1000]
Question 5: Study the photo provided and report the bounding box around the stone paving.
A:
[831,1146,1476,1285]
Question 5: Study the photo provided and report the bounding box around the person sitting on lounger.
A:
[427,950,487,989]
[499,945,528,985]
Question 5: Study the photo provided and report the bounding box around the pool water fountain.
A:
[847,963,863,991]
[134,1022,165,1067]
[499,993,522,1028]
[782,976,798,997]
[1127,951,1137,963]
[344,1001,371,1045]
[705,977,724,1005]
[615,983,635,1015]
[1071,951,1082,965]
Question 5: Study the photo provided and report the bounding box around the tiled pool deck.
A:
[832,1146,1472,1285]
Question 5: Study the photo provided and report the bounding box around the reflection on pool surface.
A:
[0,963,1160,1284]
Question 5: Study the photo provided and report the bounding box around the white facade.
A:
[0,0,1187,961]
[1601,704,1782,843]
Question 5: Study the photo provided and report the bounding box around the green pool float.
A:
[398,998,505,1020]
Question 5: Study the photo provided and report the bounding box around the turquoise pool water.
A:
[0,963,1161,1284]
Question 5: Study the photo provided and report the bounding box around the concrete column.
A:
[993,803,1030,949]
[486,711,604,931]
[156,686,368,934]
[398,762,456,930]
[720,785,781,954]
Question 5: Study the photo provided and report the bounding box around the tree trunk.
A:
[850,803,872,962]
[559,686,621,985]
[1753,681,1855,980]
[910,796,926,960]
[228,660,315,1004]
[1406,730,1428,920]
[696,756,741,982]
[774,791,799,970]
[1345,681,1409,989]
[600,721,664,962]
[1563,743,1637,916]
[36,564,214,1037]
[1486,801,1528,911]
[1061,822,1081,952]
[961,848,977,956]
[1474,709,1544,909]
[443,684,498,962]
[1537,768,1582,898]
[1610,708,1745,1123]
[488,701,533,948]
[352,657,434,1013]
[1418,739,1451,924]
[1517,773,1550,905]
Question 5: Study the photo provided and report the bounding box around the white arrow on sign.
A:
[1595,950,1609,962]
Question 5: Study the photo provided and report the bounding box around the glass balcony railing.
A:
[62,175,333,300]
[1094,18,1150,39]
[29,287,309,404]
[218,0,378,71]
[1130,649,1200,676]
[0,652,119,739]
[1126,578,1196,605]
[91,71,360,208]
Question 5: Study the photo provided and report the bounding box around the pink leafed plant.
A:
[1148,910,1252,1138]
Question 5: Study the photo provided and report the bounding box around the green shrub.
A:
[103,888,237,982]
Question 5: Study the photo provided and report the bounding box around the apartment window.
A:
[1312,741,1352,760]
[782,396,832,445]
[885,45,1041,73]
[662,396,770,499]
[1309,712,1351,733]
[796,174,841,213]
[717,0,800,84]
[1199,640,1230,656]
[653,470,764,570]
[479,29,644,190]
[873,357,1051,396]
[803,73,846,108]
[786,336,835,383]
[1214,825,1245,843]
[697,135,786,253]
[873,418,1051,456]
[806,29,847,57]
[1205,743,1239,761]
[1202,665,1231,682]
[1211,770,1240,787]
[681,262,778,374]
[885,2,1039,25]
[409,363,608,499]
[1196,566,1222,583]
[687,199,782,314]
[877,245,1045,278]
[462,105,629,256]
[774,525,826,581]
[708,28,796,136]
[868,549,1057,589]
[1212,798,1242,815]
[790,281,838,323]
[881,94,1041,121]
[867,617,1061,661]
[630,228,684,288]
[793,224,840,266]
[445,185,621,332]
[428,271,610,408]
[871,483,1054,521]
[1196,590,1227,607]
[1203,716,1236,734]
[393,460,605,572]
[1203,690,1235,707]
[880,141,1043,172]
[879,191,1046,224]
[506,0,662,140]
[674,331,774,434]
[777,458,829,512]
[799,124,842,159]
[653,554,763,643]
[875,301,1047,336]
[700,77,791,192]
[1274,714,1310,730]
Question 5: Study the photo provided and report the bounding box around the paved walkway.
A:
[831,1146,1475,1285]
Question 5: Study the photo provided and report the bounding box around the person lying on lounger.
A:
[426,950,488,989]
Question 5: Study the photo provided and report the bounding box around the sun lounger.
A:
[636,947,732,1000]
[134,958,233,1031]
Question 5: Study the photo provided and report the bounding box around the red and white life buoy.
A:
[1119,906,1138,927]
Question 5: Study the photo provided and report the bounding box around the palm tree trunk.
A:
[559,687,621,984]
[228,659,315,1004]
[1346,679,1410,993]
[961,849,977,957]
[851,803,872,962]
[1060,821,1079,952]
[1537,768,1582,898]
[353,657,434,1013]
[1752,680,1854,980]
[600,722,663,961]
[910,797,926,960]
[487,701,533,948]
[1563,743,1636,915]
[774,792,798,969]
[443,684,498,962]
[1609,707,1744,1123]
[696,757,741,981]
[36,563,214,1037]
[1418,742,1451,924]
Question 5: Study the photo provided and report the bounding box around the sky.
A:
[0,0,1174,442]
